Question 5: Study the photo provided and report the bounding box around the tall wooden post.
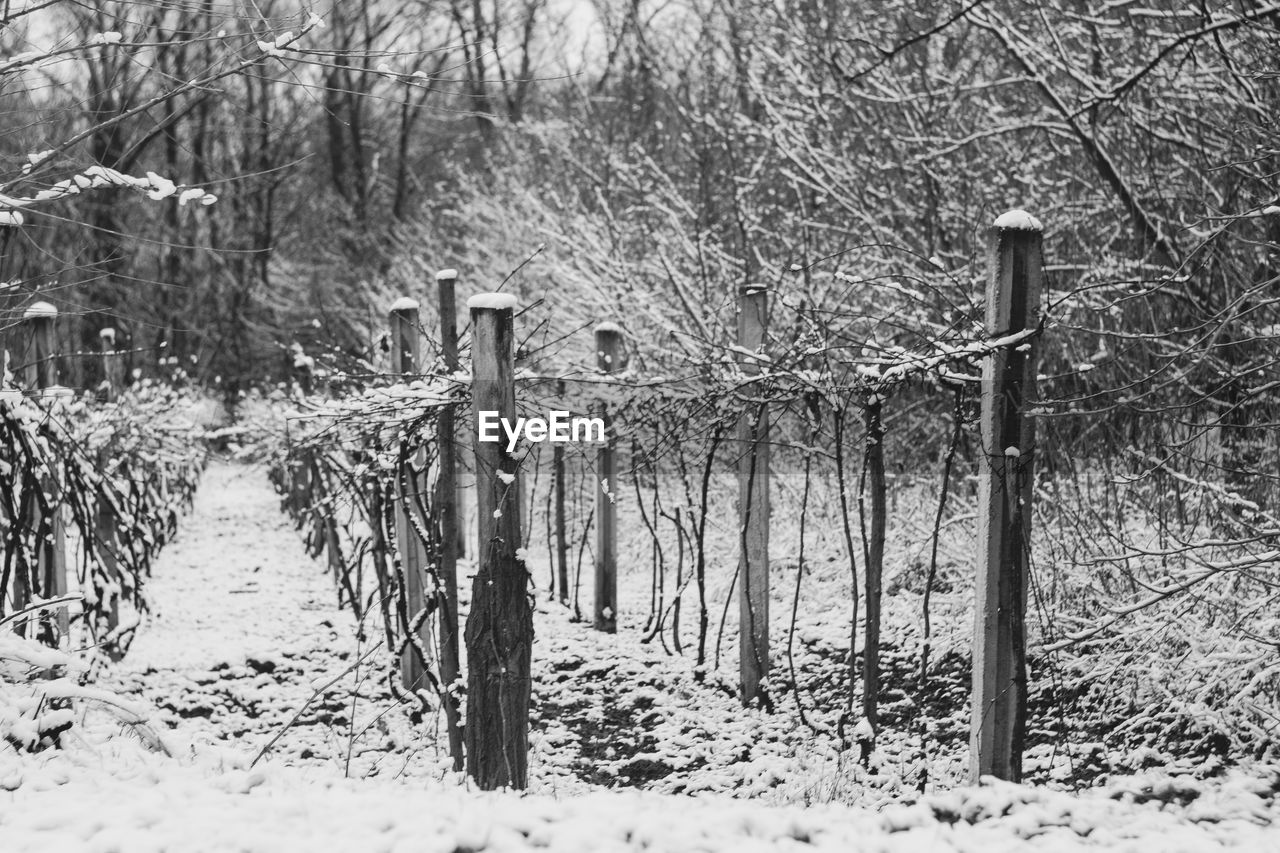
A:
[971,210,1043,782]
[434,269,464,770]
[288,452,312,518]
[94,328,125,641]
[22,301,68,645]
[594,322,621,633]
[390,298,431,692]
[465,292,531,790]
[95,488,123,658]
[737,285,770,706]
[100,328,124,402]
[553,381,570,606]
[438,269,469,561]
[862,396,886,731]
[0,219,13,363]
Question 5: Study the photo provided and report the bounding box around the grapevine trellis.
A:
[273,206,1280,791]
[2,303,209,668]
[1,201,1273,787]
[274,215,1058,789]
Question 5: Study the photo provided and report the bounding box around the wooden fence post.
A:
[22,301,68,645]
[553,380,569,607]
[437,267,468,558]
[94,328,124,637]
[737,285,770,706]
[23,301,58,390]
[971,210,1044,782]
[389,297,431,692]
[286,450,310,519]
[95,487,123,658]
[100,328,124,402]
[594,322,622,633]
[466,292,531,790]
[434,269,464,770]
[862,395,886,734]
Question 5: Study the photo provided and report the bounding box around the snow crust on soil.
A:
[99,462,376,768]
[6,737,1280,852]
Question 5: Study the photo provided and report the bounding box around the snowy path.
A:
[101,461,393,772]
[116,460,347,675]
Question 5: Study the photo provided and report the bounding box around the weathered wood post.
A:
[95,487,123,658]
[23,301,58,390]
[284,446,308,518]
[437,269,469,561]
[971,210,1044,782]
[553,381,570,606]
[466,292,531,790]
[390,297,431,692]
[434,269,464,770]
[293,448,315,526]
[737,285,770,706]
[593,322,622,633]
[100,328,124,402]
[862,394,886,734]
[0,216,13,362]
[97,327,127,636]
[22,301,68,645]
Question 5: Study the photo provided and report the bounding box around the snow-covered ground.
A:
[99,462,380,771]
[4,461,1280,851]
[7,746,1280,852]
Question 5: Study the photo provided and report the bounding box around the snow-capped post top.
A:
[740,282,768,296]
[23,301,56,320]
[436,268,458,281]
[99,327,115,340]
[992,209,1043,231]
[467,292,518,311]
[390,296,420,313]
[594,320,622,335]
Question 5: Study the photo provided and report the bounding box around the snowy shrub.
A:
[0,616,154,754]
[265,375,461,717]
[0,376,212,659]
[0,626,82,753]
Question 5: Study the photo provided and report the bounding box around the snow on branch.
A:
[0,166,216,221]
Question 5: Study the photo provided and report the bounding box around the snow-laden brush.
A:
[0,606,168,756]
[0,376,211,663]
[266,381,461,729]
